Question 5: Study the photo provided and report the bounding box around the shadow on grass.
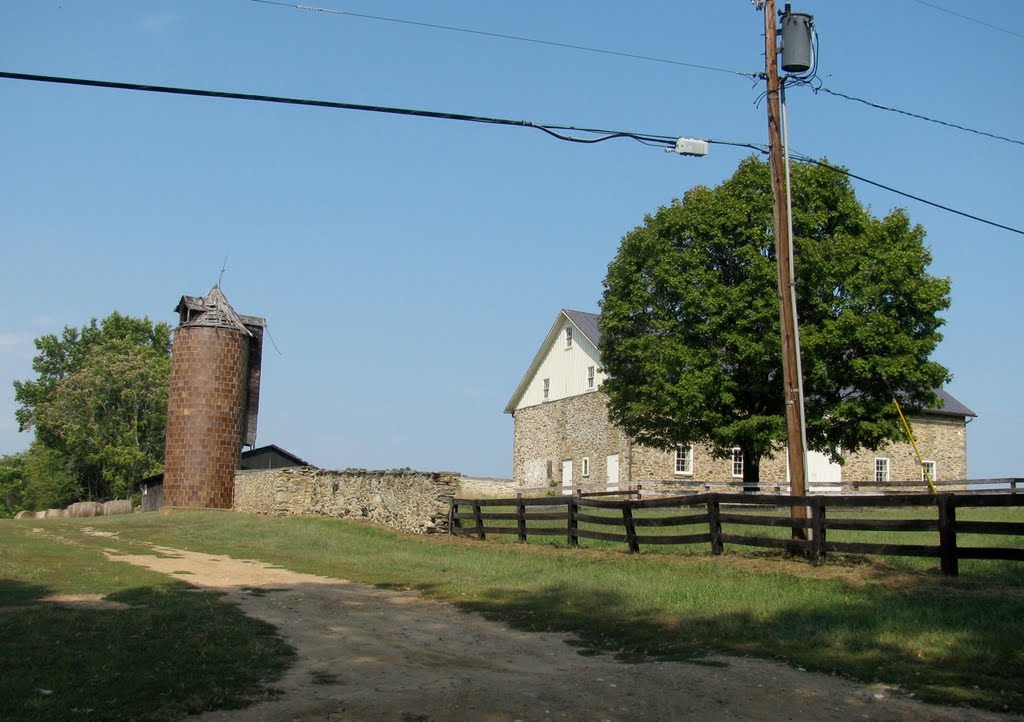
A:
[453,575,1024,713]
[0,578,53,607]
[2,582,295,722]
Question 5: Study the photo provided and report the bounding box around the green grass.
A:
[4,509,1023,714]
[0,524,295,722]
[21,509,1024,713]
[461,500,1024,574]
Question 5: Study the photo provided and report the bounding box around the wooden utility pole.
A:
[763,0,808,539]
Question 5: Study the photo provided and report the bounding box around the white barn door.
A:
[562,459,573,495]
[807,451,842,494]
[607,454,619,492]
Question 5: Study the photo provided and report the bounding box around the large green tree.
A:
[599,157,951,485]
[0,443,79,516]
[13,313,172,502]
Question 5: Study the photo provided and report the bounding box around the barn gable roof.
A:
[504,309,600,414]
[505,308,975,420]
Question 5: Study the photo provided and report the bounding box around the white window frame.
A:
[587,365,595,389]
[731,448,744,479]
[875,457,890,483]
[542,378,550,400]
[674,444,694,476]
[921,460,937,483]
[565,326,573,349]
[581,457,590,478]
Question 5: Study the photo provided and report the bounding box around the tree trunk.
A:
[743,451,761,494]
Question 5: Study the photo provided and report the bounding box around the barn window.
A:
[731,449,744,478]
[674,444,693,475]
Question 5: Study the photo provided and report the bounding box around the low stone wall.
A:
[233,467,460,534]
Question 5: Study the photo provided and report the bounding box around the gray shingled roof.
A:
[928,387,976,418]
[556,309,974,418]
[562,309,601,346]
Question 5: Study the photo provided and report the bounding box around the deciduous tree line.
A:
[1,313,171,515]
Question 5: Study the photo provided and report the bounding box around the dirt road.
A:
[102,543,1015,722]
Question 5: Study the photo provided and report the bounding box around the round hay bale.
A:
[44,508,66,518]
[14,510,33,519]
[102,500,132,516]
[67,502,101,518]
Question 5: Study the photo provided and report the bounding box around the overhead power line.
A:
[909,0,1024,41]
[252,0,1024,151]
[250,0,758,79]
[813,85,1024,148]
[790,154,1024,237]
[0,71,680,148]
[1,70,1021,237]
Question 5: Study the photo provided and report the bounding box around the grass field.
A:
[458,498,1024,569]
[2,509,1023,716]
[0,523,294,722]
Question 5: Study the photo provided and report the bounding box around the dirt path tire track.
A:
[102,544,1018,722]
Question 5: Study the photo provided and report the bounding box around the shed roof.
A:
[240,444,314,468]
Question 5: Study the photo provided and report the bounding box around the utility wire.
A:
[790,154,1024,237]
[2,70,1020,237]
[909,0,1024,41]
[813,85,1024,148]
[250,0,758,79]
[253,0,1022,151]
[0,71,679,148]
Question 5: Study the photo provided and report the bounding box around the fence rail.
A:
[449,489,1024,576]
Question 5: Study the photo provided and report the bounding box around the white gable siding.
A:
[515,321,605,411]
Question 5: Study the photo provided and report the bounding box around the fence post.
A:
[809,497,826,565]
[472,500,485,541]
[622,502,639,554]
[516,493,527,543]
[707,494,723,555]
[938,494,958,576]
[448,498,458,535]
[567,494,579,548]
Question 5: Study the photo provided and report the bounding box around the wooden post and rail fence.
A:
[448,480,1024,577]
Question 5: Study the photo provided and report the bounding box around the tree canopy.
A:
[599,157,951,484]
[11,312,172,503]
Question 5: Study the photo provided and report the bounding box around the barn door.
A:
[807,451,842,494]
[606,454,619,492]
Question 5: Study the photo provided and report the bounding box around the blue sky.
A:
[1,1,1021,479]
